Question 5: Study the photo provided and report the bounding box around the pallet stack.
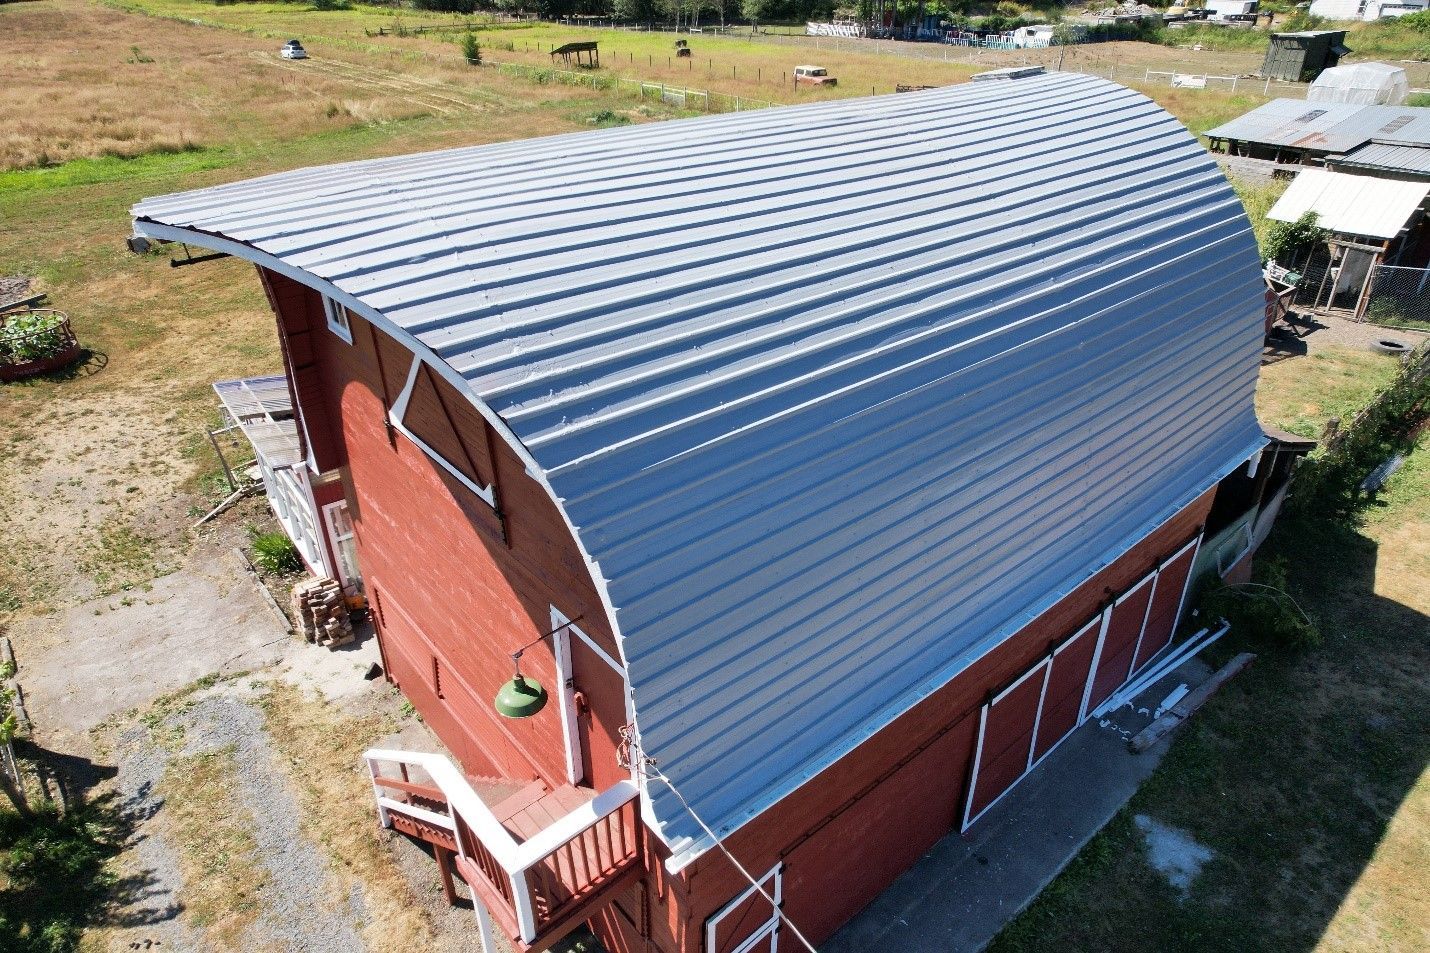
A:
[292,578,355,648]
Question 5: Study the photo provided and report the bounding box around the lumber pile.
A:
[292,578,355,648]
[1129,653,1255,753]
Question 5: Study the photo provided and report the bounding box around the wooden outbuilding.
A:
[1260,30,1349,83]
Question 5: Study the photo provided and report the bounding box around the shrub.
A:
[586,109,630,127]
[247,527,302,575]
[1198,557,1321,650]
[460,31,481,66]
[1287,341,1430,520]
[1262,211,1327,266]
[0,311,68,364]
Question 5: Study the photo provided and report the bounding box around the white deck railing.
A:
[364,749,639,944]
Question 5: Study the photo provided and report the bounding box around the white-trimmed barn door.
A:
[1030,616,1102,766]
[962,658,1051,830]
[961,533,1207,831]
[1128,536,1201,676]
[706,863,782,953]
[1084,574,1157,714]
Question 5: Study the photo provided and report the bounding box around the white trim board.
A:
[705,863,782,953]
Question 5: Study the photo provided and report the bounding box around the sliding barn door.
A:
[962,533,1203,830]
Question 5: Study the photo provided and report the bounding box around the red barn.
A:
[133,72,1301,953]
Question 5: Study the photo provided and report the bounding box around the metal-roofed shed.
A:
[1260,30,1349,83]
[1269,167,1430,240]
[1329,140,1430,179]
[1205,99,1430,164]
[133,72,1268,870]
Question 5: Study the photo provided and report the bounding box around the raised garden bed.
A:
[0,308,81,381]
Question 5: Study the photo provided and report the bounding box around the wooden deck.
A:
[373,765,640,953]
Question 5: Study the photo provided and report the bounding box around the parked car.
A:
[794,65,837,87]
[281,40,308,60]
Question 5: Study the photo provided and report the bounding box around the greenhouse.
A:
[1307,62,1410,106]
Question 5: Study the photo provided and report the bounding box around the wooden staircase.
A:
[365,750,641,953]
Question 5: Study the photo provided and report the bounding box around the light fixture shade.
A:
[494,674,548,718]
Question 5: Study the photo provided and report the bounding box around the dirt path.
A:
[106,694,370,953]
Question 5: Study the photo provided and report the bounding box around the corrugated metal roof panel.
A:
[213,375,303,467]
[1205,98,1430,153]
[136,73,1268,861]
[1269,168,1429,238]
[1330,140,1430,176]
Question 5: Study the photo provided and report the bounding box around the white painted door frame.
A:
[321,499,361,593]
[549,607,626,787]
[961,655,1052,832]
[964,533,1210,831]
[551,608,585,786]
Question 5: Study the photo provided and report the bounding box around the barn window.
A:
[323,295,353,344]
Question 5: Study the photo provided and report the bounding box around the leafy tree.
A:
[743,0,769,30]
[614,0,664,23]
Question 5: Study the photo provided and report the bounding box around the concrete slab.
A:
[822,659,1212,953]
[18,548,291,741]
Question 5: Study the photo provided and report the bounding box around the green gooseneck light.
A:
[494,649,549,719]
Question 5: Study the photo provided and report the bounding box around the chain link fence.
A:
[1364,264,1430,330]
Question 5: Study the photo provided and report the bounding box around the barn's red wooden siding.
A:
[259,265,1216,953]
[261,268,627,792]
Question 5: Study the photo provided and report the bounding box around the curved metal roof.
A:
[134,71,1268,866]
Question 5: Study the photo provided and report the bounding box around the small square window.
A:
[323,295,353,344]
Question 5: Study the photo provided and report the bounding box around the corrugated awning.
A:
[213,375,303,468]
[1269,168,1429,239]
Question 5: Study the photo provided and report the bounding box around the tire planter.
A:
[1372,339,1412,356]
[0,309,81,382]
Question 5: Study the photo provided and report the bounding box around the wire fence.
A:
[490,59,779,113]
[1364,264,1430,329]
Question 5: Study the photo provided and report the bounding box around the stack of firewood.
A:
[292,578,355,648]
